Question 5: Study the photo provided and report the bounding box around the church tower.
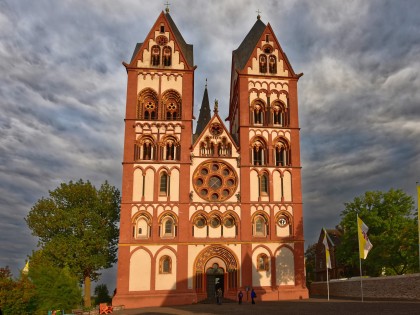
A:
[114,9,308,309]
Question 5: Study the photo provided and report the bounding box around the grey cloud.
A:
[1,0,420,293]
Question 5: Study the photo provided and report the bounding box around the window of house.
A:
[254,215,267,237]
[269,55,277,74]
[259,55,267,73]
[161,216,176,237]
[260,173,269,195]
[251,139,266,166]
[141,139,155,160]
[163,46,172,66]
[160,255,172,274]
[159,172,169,196]
[275,140,290,166]
[151,45,160,66]
[257,253,269,271]
[134,215,151,239]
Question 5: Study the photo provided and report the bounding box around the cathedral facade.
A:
[113,9,308,308]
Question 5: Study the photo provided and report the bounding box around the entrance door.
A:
[206,263,224,298]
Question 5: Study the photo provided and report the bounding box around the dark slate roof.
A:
[130,43,143,63]
[195,86,211,137]
[166,13,194,67]
[232,19,266,71]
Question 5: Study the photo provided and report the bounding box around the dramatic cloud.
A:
[1,0,419,290]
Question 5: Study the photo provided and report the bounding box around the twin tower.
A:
[113,9,308,308]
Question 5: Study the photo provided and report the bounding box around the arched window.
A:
[159,255,172,274]
[253,214,268,237]
[252,101,265,125]
[269,55,277,74]
[159,172,169,196]
[151,45,160,66]
[163,46,172,66]
[272,101,287,126]
[274,139,290,166]
[133,214,151,239]
[135,137,156,160]
[162,90,182,120]
[259,55,267,73]
[260,173,269,195]
[161,137,179,161]
[138,89,158,120]
[160,215,176,238]
[257,253,270,271]
[251,139,267,166]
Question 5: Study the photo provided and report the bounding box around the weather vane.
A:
[165,1,170,13]
[256,9,261,20]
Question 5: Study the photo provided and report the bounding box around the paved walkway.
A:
[113,298,420,315]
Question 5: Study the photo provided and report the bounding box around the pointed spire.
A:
[195,80,211,136]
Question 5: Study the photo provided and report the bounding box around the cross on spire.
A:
[165,1,170,13]
[256,9,261,20]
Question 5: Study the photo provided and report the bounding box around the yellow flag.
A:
[22,261,29,274]
[357,216,373,259]
[323,229,331,269]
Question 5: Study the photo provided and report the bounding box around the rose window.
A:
[192,160,238,202]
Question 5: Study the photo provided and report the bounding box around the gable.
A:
[192,113,239,158]
[128,12,193,70]
[233,22,296,77]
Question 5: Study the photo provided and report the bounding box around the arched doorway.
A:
[194,245,239,299]
[206,263,224,298]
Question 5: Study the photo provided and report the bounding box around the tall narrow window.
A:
[269,55,277,74]
[166,143,174,160]
[151,45,160,66]
[259,55,267,73]
[275,140,290,166]
[165,219,172,234]
[163,46,172,66]
[260,173,268,195]
[159,172,169,196]
[142,140,154,160]
[251,139,266,166]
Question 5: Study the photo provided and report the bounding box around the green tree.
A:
[336,189,418,277]
[304,243,317,285]
[0,266,36,315]
[25,179,120,307]
[94,284,112,305]
[28,250,82,314]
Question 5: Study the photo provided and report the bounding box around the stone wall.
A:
[310,273,420,301]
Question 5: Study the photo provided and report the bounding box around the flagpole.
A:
[359,257,363,302]
[326,264,330,301]
[357,214,364,302]
[416,182,420,272]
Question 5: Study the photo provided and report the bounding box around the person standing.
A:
[238,290,243,304]
[251,288,257,304]
[216,288,223,305]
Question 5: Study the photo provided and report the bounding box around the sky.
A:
[1,0,420,292]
